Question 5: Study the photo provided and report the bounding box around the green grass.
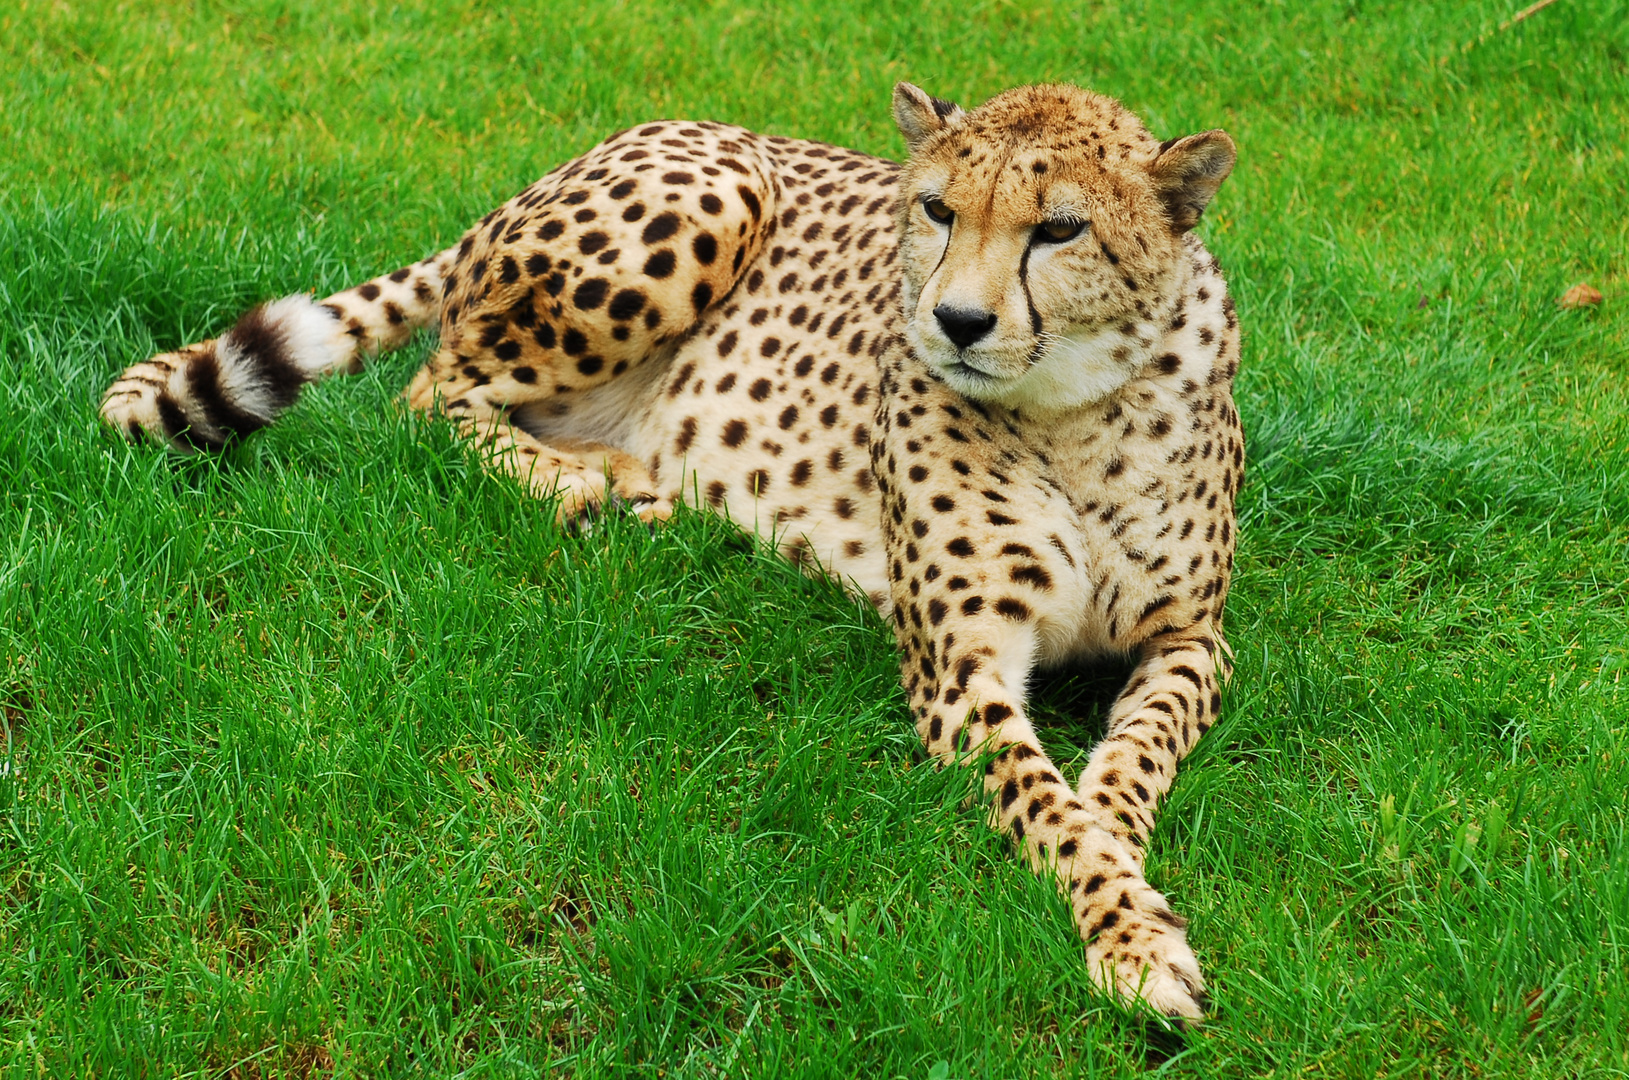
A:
[2,0,1628,1075]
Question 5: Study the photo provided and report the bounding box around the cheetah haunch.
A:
[103,83,1242,1022]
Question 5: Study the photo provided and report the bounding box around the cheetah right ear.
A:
[893,83,964,152]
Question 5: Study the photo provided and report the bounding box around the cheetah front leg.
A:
[1076,631,1225,863]
[907,623,1207,1022]
[1064,630,1228,1020]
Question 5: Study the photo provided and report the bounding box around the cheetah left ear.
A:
[1148,130,1237,232]
[893,82,965,152]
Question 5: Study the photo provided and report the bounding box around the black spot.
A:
[722,420,748,447]
[995,597,1031,620]
[513,366,537,384]
[561,328,588,355]
[642,212,682,244]
[578,231,610,255]
[608,289,646,320]
[538,219,565,240]
[699,193,724,214]
[493,340,521,361]
[692,282,713,311]
[609,179,636,199]
[576,355,604,376]
[573,279,609,310]
[676,417,698,453]
[1010,565,1052,589]
[693,233,718,265]
[643,249,677,279]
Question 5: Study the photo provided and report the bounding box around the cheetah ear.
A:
[893,82,964,152]
[1148,130,1237,232]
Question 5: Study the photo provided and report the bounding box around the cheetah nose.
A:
[933,305,997,350]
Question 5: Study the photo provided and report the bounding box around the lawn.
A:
[2,0,1627,1075]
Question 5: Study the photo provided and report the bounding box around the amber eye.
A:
[923,197,954,224]
[1036,219,1085,244]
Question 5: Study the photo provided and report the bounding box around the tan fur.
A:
[100,83,1241,1022]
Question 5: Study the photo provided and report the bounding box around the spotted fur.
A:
[101,83,1242,1022]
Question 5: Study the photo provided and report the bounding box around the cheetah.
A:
[102,83,1242,1022]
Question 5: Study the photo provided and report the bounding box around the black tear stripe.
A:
[1019,242,1042,335]
[926,215,952,287]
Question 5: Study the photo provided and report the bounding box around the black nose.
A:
[933,305,997,350]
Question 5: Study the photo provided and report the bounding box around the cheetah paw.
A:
[1083,890,1207,1023]
[564,493,671,536]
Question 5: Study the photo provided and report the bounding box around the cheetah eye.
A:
[922,197,954,225]
[1035,219,1086,244]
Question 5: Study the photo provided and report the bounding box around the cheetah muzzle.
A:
[102,81,1243,1024]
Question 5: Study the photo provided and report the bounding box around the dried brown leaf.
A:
[1558,283,1603,309]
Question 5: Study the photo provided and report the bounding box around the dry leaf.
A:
[1558,283,1603,309]
[1524,986,1545,1027]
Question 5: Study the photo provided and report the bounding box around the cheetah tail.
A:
[100,245,460,451]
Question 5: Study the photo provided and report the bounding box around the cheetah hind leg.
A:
[546,435,673,534]
[471,423,671,531]
[415,386,672,530]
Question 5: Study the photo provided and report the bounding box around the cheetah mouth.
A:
[942,358,1002,384]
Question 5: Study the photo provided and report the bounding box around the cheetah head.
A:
[892,82,1235,412]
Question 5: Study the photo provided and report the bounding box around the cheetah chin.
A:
[101,80,1242,1026]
